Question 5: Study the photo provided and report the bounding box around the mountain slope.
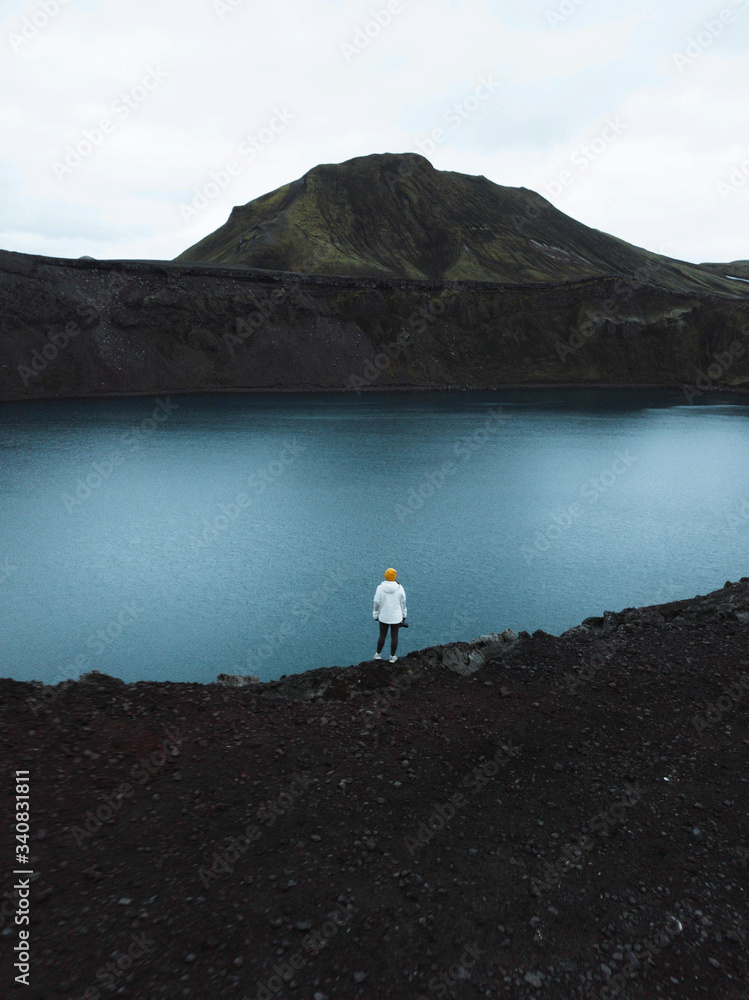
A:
[175,152,741,295]
[697,259,749,282]
[2,155,748,401]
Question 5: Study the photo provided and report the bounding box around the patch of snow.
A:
[528,238,590,263]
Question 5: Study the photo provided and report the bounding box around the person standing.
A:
[373,568,407,662]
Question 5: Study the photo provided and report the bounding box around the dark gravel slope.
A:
[1,578,748,999]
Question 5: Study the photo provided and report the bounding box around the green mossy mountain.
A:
[696,260,749,281]
[1,153,748,401]
[176,152,745,295]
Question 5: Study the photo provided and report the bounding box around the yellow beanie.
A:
[384,568,397,581]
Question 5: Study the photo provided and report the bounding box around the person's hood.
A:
[381,581,400,593]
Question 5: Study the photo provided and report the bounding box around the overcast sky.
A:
[2,0,748,265]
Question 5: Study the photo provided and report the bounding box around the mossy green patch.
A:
[176,152,745,297]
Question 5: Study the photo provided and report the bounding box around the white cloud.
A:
[0,0,746,264]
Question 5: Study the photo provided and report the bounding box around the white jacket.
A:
[373,581,407,624]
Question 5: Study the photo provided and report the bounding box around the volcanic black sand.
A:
[2,578,748,999]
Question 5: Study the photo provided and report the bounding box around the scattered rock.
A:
[3,576,749,998]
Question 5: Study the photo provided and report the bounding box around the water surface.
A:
[1,389,747,685]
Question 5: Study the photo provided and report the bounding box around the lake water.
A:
[1,389,748,686]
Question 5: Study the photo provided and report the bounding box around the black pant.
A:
[377,621,400,656]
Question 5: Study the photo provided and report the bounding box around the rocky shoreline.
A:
[2,578,748,998]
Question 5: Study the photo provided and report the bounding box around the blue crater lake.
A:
[1,389,748,686]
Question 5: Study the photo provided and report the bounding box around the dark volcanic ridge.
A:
[2,247,749,402]
[2,151,749,401]
[4,578,748,998]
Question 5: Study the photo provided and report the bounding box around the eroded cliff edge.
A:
[2,249,749,401]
